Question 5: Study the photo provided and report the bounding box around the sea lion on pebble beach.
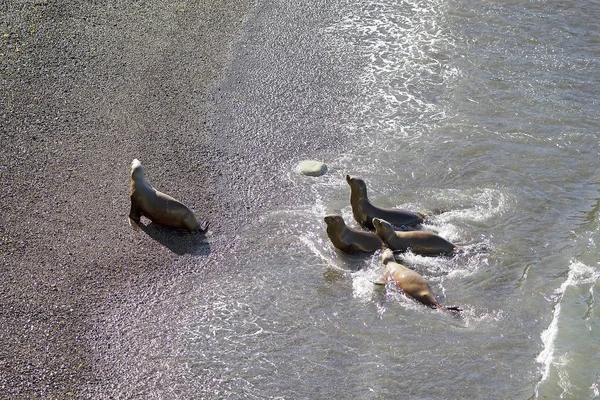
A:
[377,249,460,314]
[373,218,457,255]
[346,175,424,229]
[324,214,384,253]
[129,159,208,232]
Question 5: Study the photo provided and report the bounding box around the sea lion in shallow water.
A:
[346,175,424,229]
[324,214,384,253]
[129,159,208,232]
[373,218,457,255]
[377,249,460,314]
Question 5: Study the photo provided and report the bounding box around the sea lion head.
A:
[130,158,145,179]
[381,248,395,264]
[373,218,393,237]
[324,214,346,229]
[346,175,367,197]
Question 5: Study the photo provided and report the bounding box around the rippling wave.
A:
[323,0,459,144]
[535,260,600,398]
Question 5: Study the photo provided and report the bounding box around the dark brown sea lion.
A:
[129,159,208,232]
[346,175,424,229]
[373,218,457,255]
[324,214,384,253]
[377,249,460,314]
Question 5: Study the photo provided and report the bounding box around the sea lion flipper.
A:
[372,279,388,292]
[199,220,210,232]
[372,276,388,286]
[443,305,463,315]
[129,199,141,222]
[445,305,462,312]
[128,217,141,231]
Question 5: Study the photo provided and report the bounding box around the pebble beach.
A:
[1,1,256,397]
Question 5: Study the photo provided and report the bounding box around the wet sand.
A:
[1,1,254,397]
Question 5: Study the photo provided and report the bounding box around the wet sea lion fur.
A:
[129,159,208,232]
[324,214,384,253]
[346,175,424,229]
[376,249,461,314]
[373,218,457,255]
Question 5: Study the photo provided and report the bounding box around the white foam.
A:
[322,0,459,145]
[352,258,383,302]
[299,234,343,271]
[535,260,600,395]
[421,221,461,243]
[462,307,506,328]
[591,378,600,398]
[431,188,511,224]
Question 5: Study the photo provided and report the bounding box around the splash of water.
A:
[535,260,600,397]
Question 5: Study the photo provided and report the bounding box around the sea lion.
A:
[377,249,460,314]
[373,218,457,255]
[324,214,384,253]
[129,159,208,232]
[346,175,424,229]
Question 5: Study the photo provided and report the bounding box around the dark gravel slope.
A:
[1,1,253,397]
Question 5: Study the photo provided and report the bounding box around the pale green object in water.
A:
[297,160,327,177]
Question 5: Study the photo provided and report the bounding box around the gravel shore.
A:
[1,1,254,397]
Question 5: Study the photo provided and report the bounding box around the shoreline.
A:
[1,1,254,397]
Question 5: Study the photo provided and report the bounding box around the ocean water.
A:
[98,0,600,398]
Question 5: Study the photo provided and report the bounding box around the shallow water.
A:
[101,0,600,398]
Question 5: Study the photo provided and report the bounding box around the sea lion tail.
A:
[201,220,210,232]
[432,303,462,315]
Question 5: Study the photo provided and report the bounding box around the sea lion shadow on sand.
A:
[137,220,211,256]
